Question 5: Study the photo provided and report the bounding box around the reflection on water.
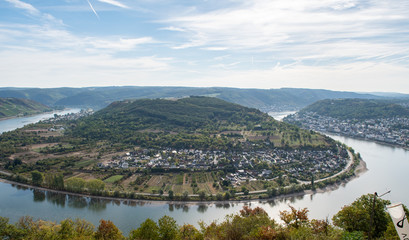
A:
[29,188,110,212]
[68,195,88,209]
[14,184,29,191]
[197,204,207,213]
[33,190,45,202]
[215,203,231,209]
[47,192,66,207]
[88,198,108,212]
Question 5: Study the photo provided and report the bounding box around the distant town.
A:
[285,112,409,148]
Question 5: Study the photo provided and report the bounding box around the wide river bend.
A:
[0,111,408,234]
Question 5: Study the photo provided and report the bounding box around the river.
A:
[0,111,408,234]
[0,109,81,134]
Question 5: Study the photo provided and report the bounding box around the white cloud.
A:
[87,37,156,51]
[97,0,129,9]
[202,47,229,51]
[0,23,157,53]
[4,0,40,15]
[1,0,409,93]
[164,0,409,63]
[159,26,186,32]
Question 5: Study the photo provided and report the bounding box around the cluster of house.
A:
[98,146,349,183]
[286,112,409,148]
[44,109,94,123]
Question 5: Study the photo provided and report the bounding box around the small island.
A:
[0,97,360,201]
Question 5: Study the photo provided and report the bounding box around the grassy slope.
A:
[0,97,51,119]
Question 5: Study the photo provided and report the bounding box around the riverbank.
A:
[323,131,409,151]
[0,157,367,205]
[0,109,56,121]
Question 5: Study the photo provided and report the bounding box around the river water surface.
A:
[0,111,408,234]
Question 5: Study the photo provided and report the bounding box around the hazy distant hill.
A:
[0,97,51,119]
[299,99,409,120]
[0,86,388,111]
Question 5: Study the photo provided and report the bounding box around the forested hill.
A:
[0,97,51,119]
[0,86,387,111]
[68,96,334,150]
[299,99,409,120]
[95,97,266,129]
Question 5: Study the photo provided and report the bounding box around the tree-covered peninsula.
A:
[0,97,359,201]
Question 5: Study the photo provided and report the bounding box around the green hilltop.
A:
[0,97,51,119]
[68,96,333,150]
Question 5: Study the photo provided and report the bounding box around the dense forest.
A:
[67,96,333,151]
[299,99,409,120]
[0,194,405,239]
[0,97,51,119]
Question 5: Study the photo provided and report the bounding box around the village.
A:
[285,112,409,148]
[99,146,349,183]
[43,109,94,123]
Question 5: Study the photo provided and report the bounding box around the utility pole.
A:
[369,190,391,239]
[369,192,378,240]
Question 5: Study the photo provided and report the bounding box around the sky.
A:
[1,0,409,93]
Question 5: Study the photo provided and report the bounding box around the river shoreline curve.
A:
[0,157,367,206]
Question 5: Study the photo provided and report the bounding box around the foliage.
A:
[31,170,43,186]
[129,218,159,240]
[279,205,309,229]
[300,99,409,120]
[44,173,64,190]
[0,198,403,240]
[65,97,332,151]
[95,219,124,240]
[332,193,391,238]
[86,179,106,194]
[65,177,86,193]
[179,224,202,240]
[0,97,51,119]
[158,216,179,240]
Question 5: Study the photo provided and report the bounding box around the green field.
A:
[104,175,124,183]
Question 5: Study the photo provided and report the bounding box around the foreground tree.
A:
[332,193,390,238]
[179,224,202,240]
[279,205,309,229]
[95,219,124,240]
[158,216,179,240]
[129,218,159,240]
[201,206,275,240]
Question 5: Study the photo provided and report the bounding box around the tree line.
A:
[0,193,406,239]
